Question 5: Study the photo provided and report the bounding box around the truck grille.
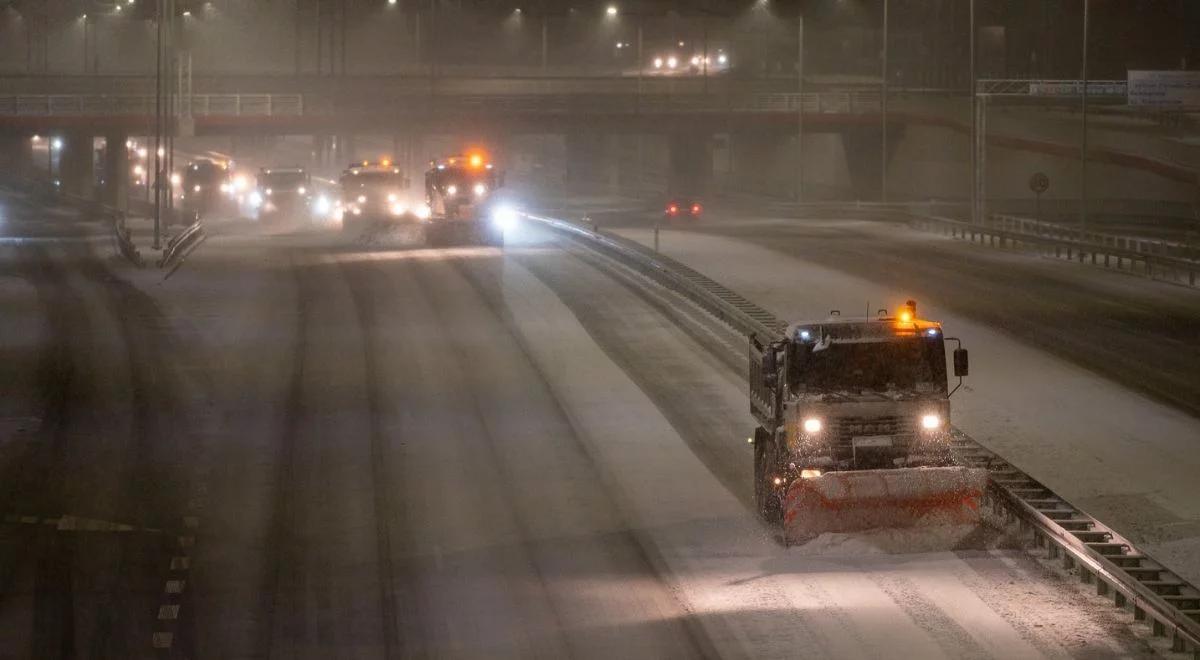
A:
[829,416,907,442]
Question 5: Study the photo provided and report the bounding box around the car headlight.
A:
[921,414,943,430]
[446,185,458,196]
[491,204,518,231]
[802,417,823,434]
[357,194,367,204]
[473,183,487,196]
[298,186,307,195]
[390,202,407,216]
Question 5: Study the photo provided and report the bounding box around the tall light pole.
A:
[796,11,804,202]
[82,13,90,73]
[969,0,977,224]
[153,0,164,248]
[1080,0,1090,231]
[880,0,888,203]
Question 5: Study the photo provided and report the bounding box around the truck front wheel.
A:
[753,427,784,525]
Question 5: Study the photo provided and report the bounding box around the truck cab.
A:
[339,160,422,233]
[750,301,969,522]
[253,167,311,222]
[179,159,231,217]
[424,153,505,245]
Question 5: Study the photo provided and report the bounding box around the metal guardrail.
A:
[157,216,205,278]
[524,211,1200,658]
[0,94,306,117]
[908,213,1200,288]
[0,91,880,118]
[525,213,783,340]
[112,214,143,268]
[986,213,1200,263]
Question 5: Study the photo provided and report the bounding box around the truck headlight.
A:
[802,417,823,434]
[314,195,332,215]
[298,186,307,195]
[921,414,942,430]
[414,203,431,220]
[473,183,487,196]
[491,204,518,231]
[390,202,407,216]
[249,191,263,208]
[446,185,458,196]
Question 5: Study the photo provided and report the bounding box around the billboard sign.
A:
[1128,70,1200,108]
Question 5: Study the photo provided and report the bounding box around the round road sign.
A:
[1029,172,1050,194]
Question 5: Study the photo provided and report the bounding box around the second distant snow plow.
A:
[749,300,987,543]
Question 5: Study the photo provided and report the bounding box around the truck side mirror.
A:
[953,348,969,377]
[762,349,777,387]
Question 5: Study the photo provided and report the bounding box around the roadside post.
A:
[1029,172,1049,222]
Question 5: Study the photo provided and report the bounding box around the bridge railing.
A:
[0,91,882,118]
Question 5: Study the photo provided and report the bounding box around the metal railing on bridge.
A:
[0,94,307,117]
[0,90,881,118]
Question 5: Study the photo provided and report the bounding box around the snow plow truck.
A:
[749,300,987,543]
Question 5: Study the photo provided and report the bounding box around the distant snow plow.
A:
[782,466,989,542]
[750,300,982,548]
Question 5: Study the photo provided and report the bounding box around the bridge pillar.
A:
[667,131,712,196]
[0,135,35,179]
[101,133,129,211]
[841,125,905,202]
[336,135,357,165]
[564,132,601,187]
[58,132,96,200]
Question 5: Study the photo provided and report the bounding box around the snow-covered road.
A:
[0,187,1175,657]
[608,216,1200,593]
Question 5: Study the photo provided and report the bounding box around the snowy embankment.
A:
[609,226,1200,590]
[495,252,1160,659]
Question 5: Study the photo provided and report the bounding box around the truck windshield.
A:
[260,172,306,188]
[184,164,223,183]
[343,172,405,188]
[799,338,946,393]
[433,167,492,184]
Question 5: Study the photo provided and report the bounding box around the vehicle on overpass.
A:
[664,197,703,219]
[338,159,428,234]
[249,166,311,223]
[424,152,506,246]
[178,159,233,218]
[749,300,985,543]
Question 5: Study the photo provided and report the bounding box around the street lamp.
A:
[606,6,618,17]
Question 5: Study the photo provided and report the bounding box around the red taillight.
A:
[690,203,702,215]
[667,204,679,215]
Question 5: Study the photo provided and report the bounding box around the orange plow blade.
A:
[782,467,989,543]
